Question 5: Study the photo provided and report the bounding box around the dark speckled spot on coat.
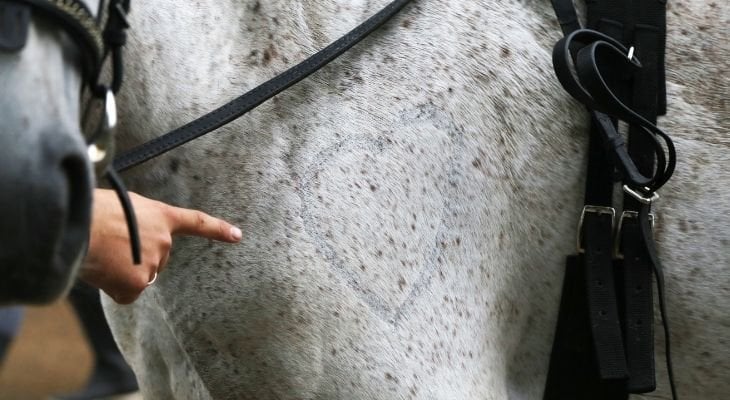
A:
[385,372,399,383]
[169,158,180,173]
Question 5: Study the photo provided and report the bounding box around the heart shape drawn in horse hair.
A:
[298,106,468,325]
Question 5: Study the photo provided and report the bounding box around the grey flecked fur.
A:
[102,1,729,399]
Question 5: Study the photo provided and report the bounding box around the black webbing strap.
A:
[548,1,630,393]
[587,0,666,115]
[544,256,629,400]
[618,214,656,392]
[586,0,654,393]
[585,210,629,380]
[583,6,632,379]
[113,0,413,172]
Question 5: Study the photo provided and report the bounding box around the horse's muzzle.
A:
[0,131,93,304]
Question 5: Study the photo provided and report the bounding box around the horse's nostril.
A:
[61,155,89,222]
[0,140,93,304]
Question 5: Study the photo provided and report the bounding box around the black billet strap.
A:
[113,0,413,172]
[618,215,656,393]
[583,212,629,380]
[0,1,31,51]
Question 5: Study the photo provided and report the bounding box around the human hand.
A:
[80,189,242,304]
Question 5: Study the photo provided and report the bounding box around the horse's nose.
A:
[0,132,93,304]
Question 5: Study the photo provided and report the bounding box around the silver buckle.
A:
[614,210,656,259]
[577,205,616,253]
[623,185,659,205]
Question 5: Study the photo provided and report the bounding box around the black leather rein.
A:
[112,0,414,172]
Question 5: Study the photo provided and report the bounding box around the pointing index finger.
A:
[167,206,242,243]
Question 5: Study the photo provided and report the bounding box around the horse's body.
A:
[101,0,728,398]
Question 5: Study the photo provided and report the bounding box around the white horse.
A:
[103,1,729,398]
[3,0,727,398]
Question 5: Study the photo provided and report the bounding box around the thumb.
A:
[167,206,242,243]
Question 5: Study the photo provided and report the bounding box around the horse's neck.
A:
[117,0,370,148]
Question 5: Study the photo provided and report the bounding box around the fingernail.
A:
[230,227,242,241]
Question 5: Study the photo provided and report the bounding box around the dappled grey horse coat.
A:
[103,0,729,399]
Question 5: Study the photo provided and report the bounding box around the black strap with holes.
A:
[113,0,413,172]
